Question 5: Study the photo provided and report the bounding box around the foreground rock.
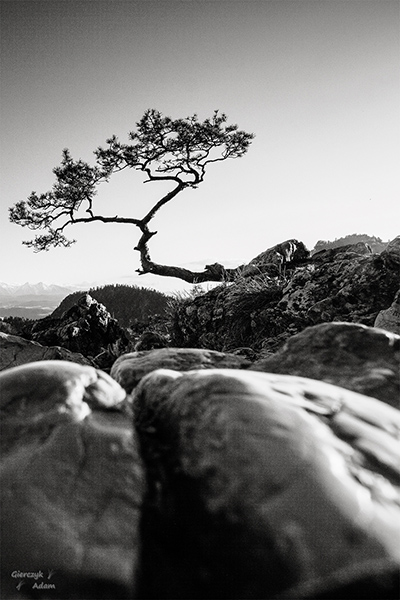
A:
[0,361,144,599]
[1,358,399,599]
[111,347,251,393]
[0,332,94,371]
[170,237,400,354]
[30,294,129,368]
[276,559,399,599]
[253,322,400,408]
[134,368,400,599]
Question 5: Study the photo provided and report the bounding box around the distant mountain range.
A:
[0,283,76,319]
[0,282,75,298]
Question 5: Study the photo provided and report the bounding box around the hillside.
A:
[51,284,170,328]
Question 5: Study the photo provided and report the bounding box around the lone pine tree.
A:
[10,109,254,283]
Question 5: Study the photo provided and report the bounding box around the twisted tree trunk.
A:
[135,233,310,283]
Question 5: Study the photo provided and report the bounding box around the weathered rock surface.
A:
[381,235,400,267]
[170,237,400,355]
[30,293,129,367]
[111,347,251,393]
[134,368,400,599]
[0,331,95,371]
[309,240,373,263]
[0,361,144,599]
[253,322,400,408]
[170,276,285,352]
[374,288,400,335]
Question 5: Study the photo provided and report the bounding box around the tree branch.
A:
[141,181,187,225]
[71,214,142,226]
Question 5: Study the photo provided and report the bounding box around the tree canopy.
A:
[10,109,254,283]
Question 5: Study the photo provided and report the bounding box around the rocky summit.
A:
[30,293,130,369]
[0,236,399,599]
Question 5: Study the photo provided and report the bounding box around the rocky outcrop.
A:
[30,294,129,367]
[0,331,95,371]
[253,322,400,408]
[0,361,144,599]
[242,239,310,277]
[374,288,400,335]
[170,237,400,355]
[111,347,251,394]
[134,368,400,599]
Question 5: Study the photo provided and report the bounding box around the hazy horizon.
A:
[1,1,398,293]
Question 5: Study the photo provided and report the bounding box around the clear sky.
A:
[1,0,399,293]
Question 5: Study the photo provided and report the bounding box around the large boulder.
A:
[30,294,129,366]
[133,368,400,599]
[0,361,144,599]
[253,322,400,408]
[380,235,400,267]
[170,237,400,355]
[281,238,399,326]
[111,347,251,394]
[277,560,399,599]
[0,332,95,371]
[374,288,400,335]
